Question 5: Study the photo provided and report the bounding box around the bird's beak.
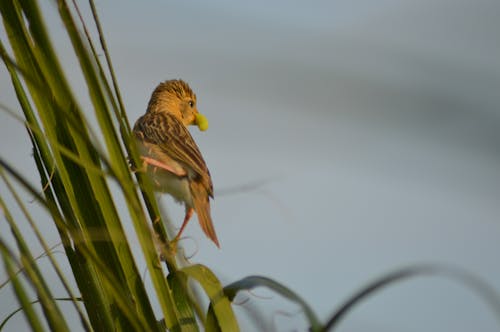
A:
[194,113,209,131]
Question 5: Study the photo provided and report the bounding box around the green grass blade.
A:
[0,195,70,331]
[1,1,249,331]
[167,272,199,332]
[56,2,184,327]
[0,159,154,331]
[1,169,91,330]
[180,264,239,332]
[2,1,163,329]
[0,240,45,332]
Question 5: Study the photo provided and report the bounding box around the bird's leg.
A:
[140,156,187,177]
[171,208,194,245]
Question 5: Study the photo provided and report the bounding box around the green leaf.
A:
[167,272,199,332]
[180,265,239,332]
[0,240,46,332]
[0,185,70,331]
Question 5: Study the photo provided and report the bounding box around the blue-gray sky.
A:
[1,1,500,331]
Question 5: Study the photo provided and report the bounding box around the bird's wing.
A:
[134,112,213,196]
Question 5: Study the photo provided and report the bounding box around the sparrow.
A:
[133,79,219,247]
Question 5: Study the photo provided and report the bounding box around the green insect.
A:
[195,113,209,131]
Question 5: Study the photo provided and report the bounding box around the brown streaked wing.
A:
[134,112,213,196]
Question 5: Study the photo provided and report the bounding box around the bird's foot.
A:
[155,235,179,261]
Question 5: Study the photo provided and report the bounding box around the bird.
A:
[132,79,219,248]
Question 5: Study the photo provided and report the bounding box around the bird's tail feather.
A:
[190,181,220,248]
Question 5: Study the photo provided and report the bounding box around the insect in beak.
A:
[195,113,209,131]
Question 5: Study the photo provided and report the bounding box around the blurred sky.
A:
[1,1,500,331]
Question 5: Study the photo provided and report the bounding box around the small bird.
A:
[133,79,219,247]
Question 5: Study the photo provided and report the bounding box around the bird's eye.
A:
[188,100,194,108]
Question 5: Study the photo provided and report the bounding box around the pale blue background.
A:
[1,1,500,331]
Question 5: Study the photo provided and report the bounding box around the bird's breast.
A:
[152,170,193,207]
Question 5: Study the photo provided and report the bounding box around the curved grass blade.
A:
[0,243,61,290]
[323,264,500,331]
[0,297,83,331]
[224,275,321,331]
[179,264,239,332]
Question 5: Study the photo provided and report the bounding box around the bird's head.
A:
[146,79,208,131]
